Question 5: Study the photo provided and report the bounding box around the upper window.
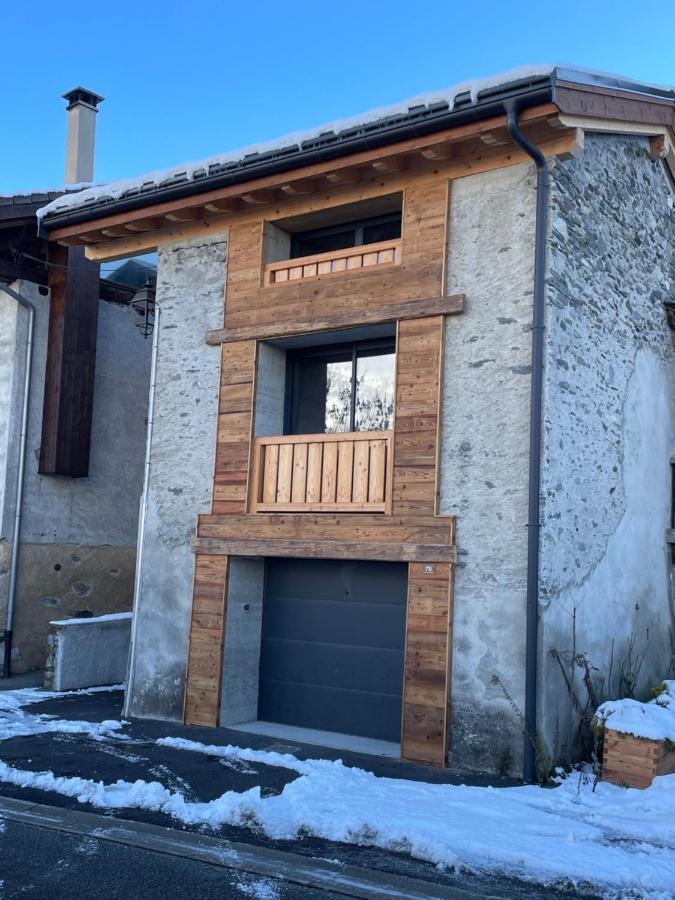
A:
[285,338,395,435]
[263,193,403,286]
[290,213,401,259]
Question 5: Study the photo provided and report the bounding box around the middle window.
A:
[285,338,395,435]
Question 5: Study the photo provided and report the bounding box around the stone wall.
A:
[126,232,227,720]
[439,162,537,775]
[540,134,675,764]
[0,281,151,672]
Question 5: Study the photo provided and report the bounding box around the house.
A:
[37,66,675,777]
[0,90,152,676]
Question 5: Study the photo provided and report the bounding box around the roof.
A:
[0,186,94,225]
[37,64,675,232]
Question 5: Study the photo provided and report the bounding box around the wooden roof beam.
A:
[325,168,361,185]
[203,197,241,214]
[241,189,279,205]
[125,216,165,233]
[280,179,316,196]
[372,156,405,173]
[164,208,201,222]
[101,225,132,238]
[420,144,452,161]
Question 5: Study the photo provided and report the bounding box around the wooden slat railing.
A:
[251,431,393,513]
[263,239,401,286]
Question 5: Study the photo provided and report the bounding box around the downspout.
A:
[0,283,36,678]
[505,106,549,782]
[123,302,160,717]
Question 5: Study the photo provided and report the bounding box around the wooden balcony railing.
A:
[263,239,401,286]
[251,431,393,513]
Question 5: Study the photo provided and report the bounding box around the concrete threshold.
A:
[231,720,401,759]
[0,794,488,900]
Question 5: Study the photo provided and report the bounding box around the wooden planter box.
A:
[602,727,675,788]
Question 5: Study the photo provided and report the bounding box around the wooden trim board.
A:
[183,554,230,727]
[206,294,464,345]
[401,561,455,766]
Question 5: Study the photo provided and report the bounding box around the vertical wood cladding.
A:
[393,315,444,516]
[212,341,256,515]
[222,180,449,332]
[184,553,230,726]
[401,560,454,765]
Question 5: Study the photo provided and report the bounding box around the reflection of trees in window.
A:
[325,359,394,433]
[325,363,352,432]
[286,340,395,435]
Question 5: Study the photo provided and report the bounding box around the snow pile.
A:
[0,684,125,743]
[595,681,675,742]
[37,65,555,222]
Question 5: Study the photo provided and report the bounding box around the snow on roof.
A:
[594,680,675,742]
[37,64,556,222]
[0,183,95,201]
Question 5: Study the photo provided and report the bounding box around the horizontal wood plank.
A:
[206,293,464,345]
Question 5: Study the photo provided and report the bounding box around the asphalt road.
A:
[0,817,331,899]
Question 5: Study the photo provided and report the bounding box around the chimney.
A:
[62,87,104,184]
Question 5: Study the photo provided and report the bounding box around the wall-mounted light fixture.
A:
[131,277,156,338]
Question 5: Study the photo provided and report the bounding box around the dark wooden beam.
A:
[39,243,100,477]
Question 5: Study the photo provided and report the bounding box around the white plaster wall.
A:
[0,281,151,546]
[540,135,675,762]
[127,232,227,720]
[439,162,536,775]
[0,280,152,672]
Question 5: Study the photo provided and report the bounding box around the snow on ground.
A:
[0,687,674,897]
[595,681,675,742]
[0,685,125,743]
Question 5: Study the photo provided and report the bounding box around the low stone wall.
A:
[45,612,132,691]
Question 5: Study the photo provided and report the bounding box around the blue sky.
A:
[3,0,674,194]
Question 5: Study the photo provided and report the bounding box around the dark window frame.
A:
[284,337,396,435]
[289,212,402,259]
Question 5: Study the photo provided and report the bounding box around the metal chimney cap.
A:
[62,87,105,111]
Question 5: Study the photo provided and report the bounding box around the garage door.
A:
[259,558,407,742]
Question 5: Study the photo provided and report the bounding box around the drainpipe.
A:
[0,283,36,678]
[505,106,549,782]
[123,302,160,717]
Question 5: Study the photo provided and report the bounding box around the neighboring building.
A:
[37,66,675,777]
[0,91,153,675]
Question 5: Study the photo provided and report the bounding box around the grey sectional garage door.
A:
[258,558,407,742]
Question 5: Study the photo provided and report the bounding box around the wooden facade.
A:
[46,103,585,768]
[180,169,462,765]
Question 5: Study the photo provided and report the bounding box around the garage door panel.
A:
[259,638,404,694]
[267,558,406,606]
[259,679,403,742]
[260,558,407,743]
[261,596,406,649]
